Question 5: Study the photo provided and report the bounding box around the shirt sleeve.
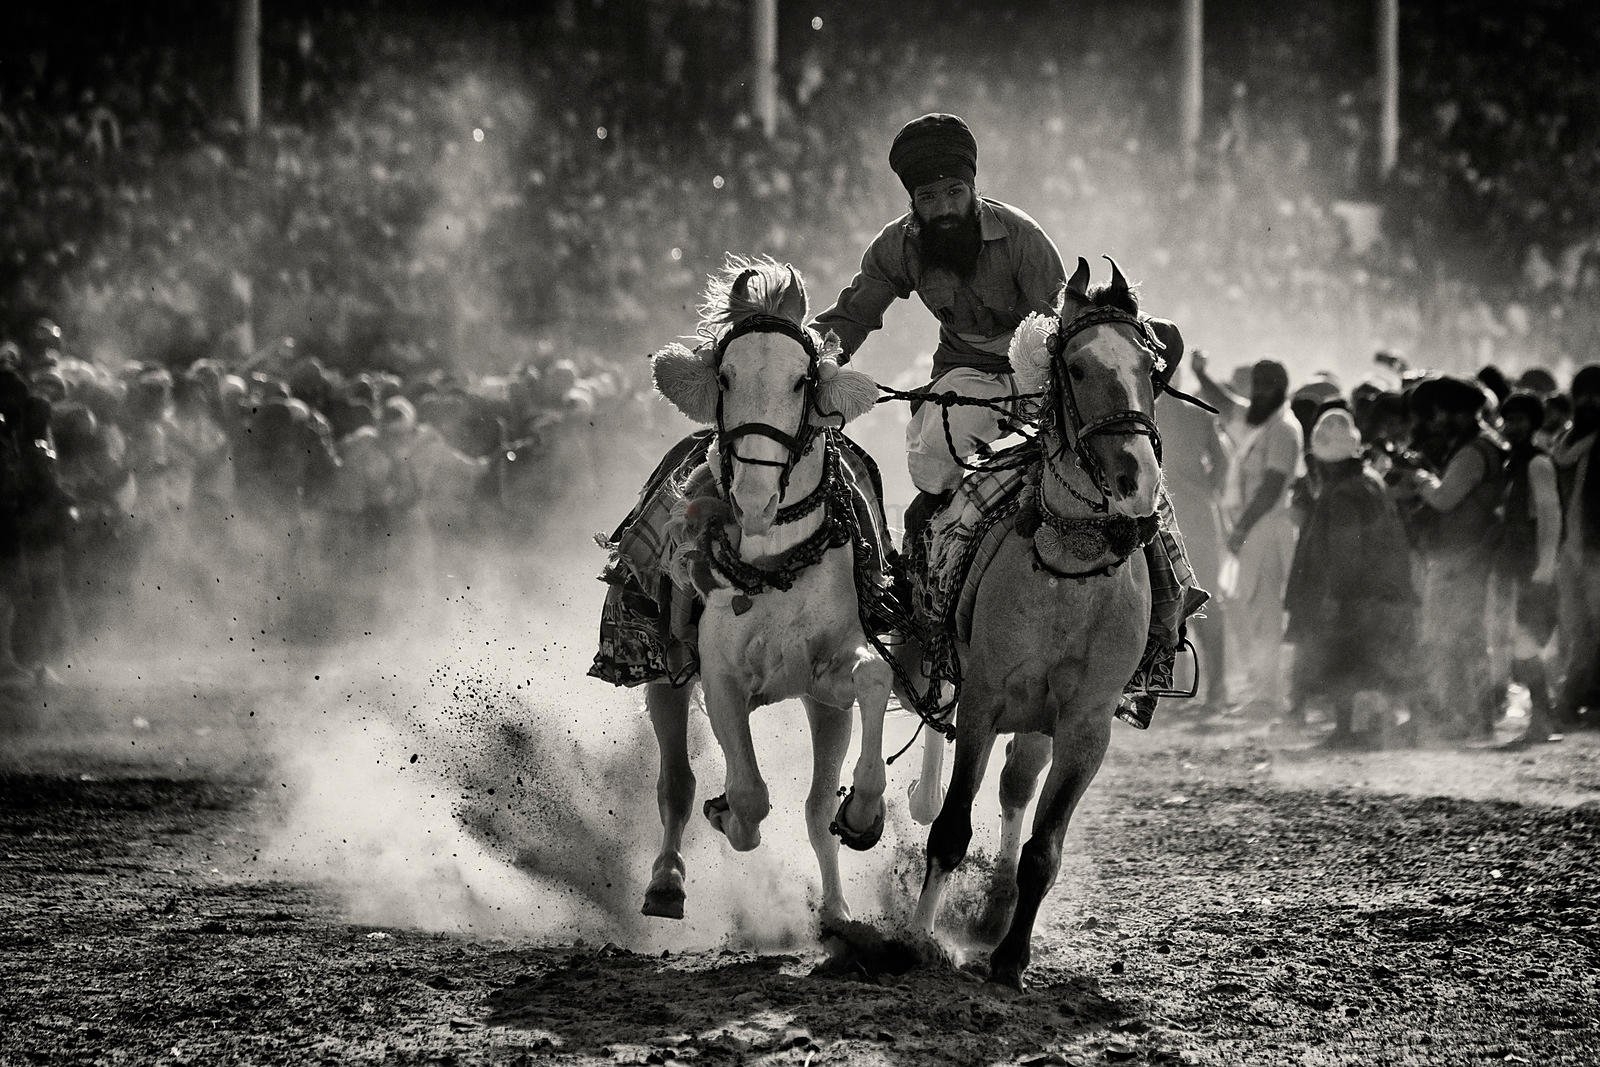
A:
[1418,445,1486,512]
[1263,418,1301,477]
[1014,222,1067,316]
[1529,453,1560,576]
[811,222,912,363]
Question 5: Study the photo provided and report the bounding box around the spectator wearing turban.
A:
[1393,375,1508,741]
[1191,350,1303,719]
[1285,407,1417,745]
[1491,392,1562,742]
[1549,366,1600,727]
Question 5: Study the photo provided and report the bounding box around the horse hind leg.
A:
[802,697,853,931]
[642,682,695,919]
[912,712,999,936]
[975,731,1052,941]
[893,639,947,825]
[990,710,1111,991]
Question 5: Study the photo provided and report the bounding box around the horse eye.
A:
[1069,364,1086,381]
[718,372,730,389]
[793,377,807,392]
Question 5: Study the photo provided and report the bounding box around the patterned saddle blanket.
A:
[590,430,892,688]
[911,444,1034,647]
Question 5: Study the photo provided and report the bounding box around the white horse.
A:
[639,257,891,929]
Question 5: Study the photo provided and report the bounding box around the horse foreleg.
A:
[833,650,891,850]
[642,681,695,919]
[802,697,853,931]
[912,712,999,936]
[990,709,1111,991]
[976,731,1052,940]
[703,676,768,852]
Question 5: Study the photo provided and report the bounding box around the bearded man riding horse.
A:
[589,114,1208,944]
[813,113,1207,733]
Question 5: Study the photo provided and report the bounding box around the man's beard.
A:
[919,203,982,280]
[1245,390,1285,427]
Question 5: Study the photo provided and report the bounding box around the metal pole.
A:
[236,0,261,134]
[752,0,778,139]
[1179,0,1203,177]
[1377,0,1399,181]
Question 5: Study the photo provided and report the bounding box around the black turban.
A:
[1429,374,1489,415]
[889,113,977,196]
[1499,391,1544,426]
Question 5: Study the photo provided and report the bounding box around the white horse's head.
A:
[651,256,877,535]
[1011,256,1169,518]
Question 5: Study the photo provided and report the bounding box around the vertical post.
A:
[1179,0,1203,177]
[1377,0,1399,181]
[236,0,261,134]
[752,0,778,139]
[235,0,260,361]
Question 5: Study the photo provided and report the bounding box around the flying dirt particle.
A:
[410,754,419,764]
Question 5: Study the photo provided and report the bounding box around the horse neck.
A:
[734,433,828,563]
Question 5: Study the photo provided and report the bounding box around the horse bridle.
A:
[711,314,836,503]
[1042,304,1167,510]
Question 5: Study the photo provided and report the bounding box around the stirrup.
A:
[1114,637,1200,730]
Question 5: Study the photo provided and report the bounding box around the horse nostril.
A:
[1116,473,1138,498]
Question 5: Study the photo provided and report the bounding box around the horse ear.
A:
[651,342,718,424]
[1008,312,1056,396]
[1104,254,1129,296]
[776,264,808,325]
[1065,256,1091,301]
[810,365,877,426]
[731,267,759,302]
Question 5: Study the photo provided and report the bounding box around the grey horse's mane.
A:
[695,254,807,341]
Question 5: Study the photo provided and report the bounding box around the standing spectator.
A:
[12,395,77,681]
[0,369,30,686]
[1550,366,1600,728]
[1399,376,1507,741]
[1192,352,1303,717]
[1285,408,1417,746]
[1159,358,1233,710]
[1492,392,1562,743]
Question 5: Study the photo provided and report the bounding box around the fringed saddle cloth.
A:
[590,430,892,688]
[911,444,1034,647]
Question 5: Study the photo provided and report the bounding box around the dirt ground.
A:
[2,671,1598,1067]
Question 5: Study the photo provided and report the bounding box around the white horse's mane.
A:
[695,254,807,339]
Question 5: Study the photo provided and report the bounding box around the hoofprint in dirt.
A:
[2,691,1599,1066]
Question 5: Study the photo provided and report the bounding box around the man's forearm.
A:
[1232,472,1288,544]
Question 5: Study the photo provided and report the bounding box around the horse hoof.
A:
[641,886,686,920]
[989,948,1028,992]
[829,789,885,851]
[703,794,731,834]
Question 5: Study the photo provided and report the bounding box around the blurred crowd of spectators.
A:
[1163,348,1599,748]
[0,321,654,686]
